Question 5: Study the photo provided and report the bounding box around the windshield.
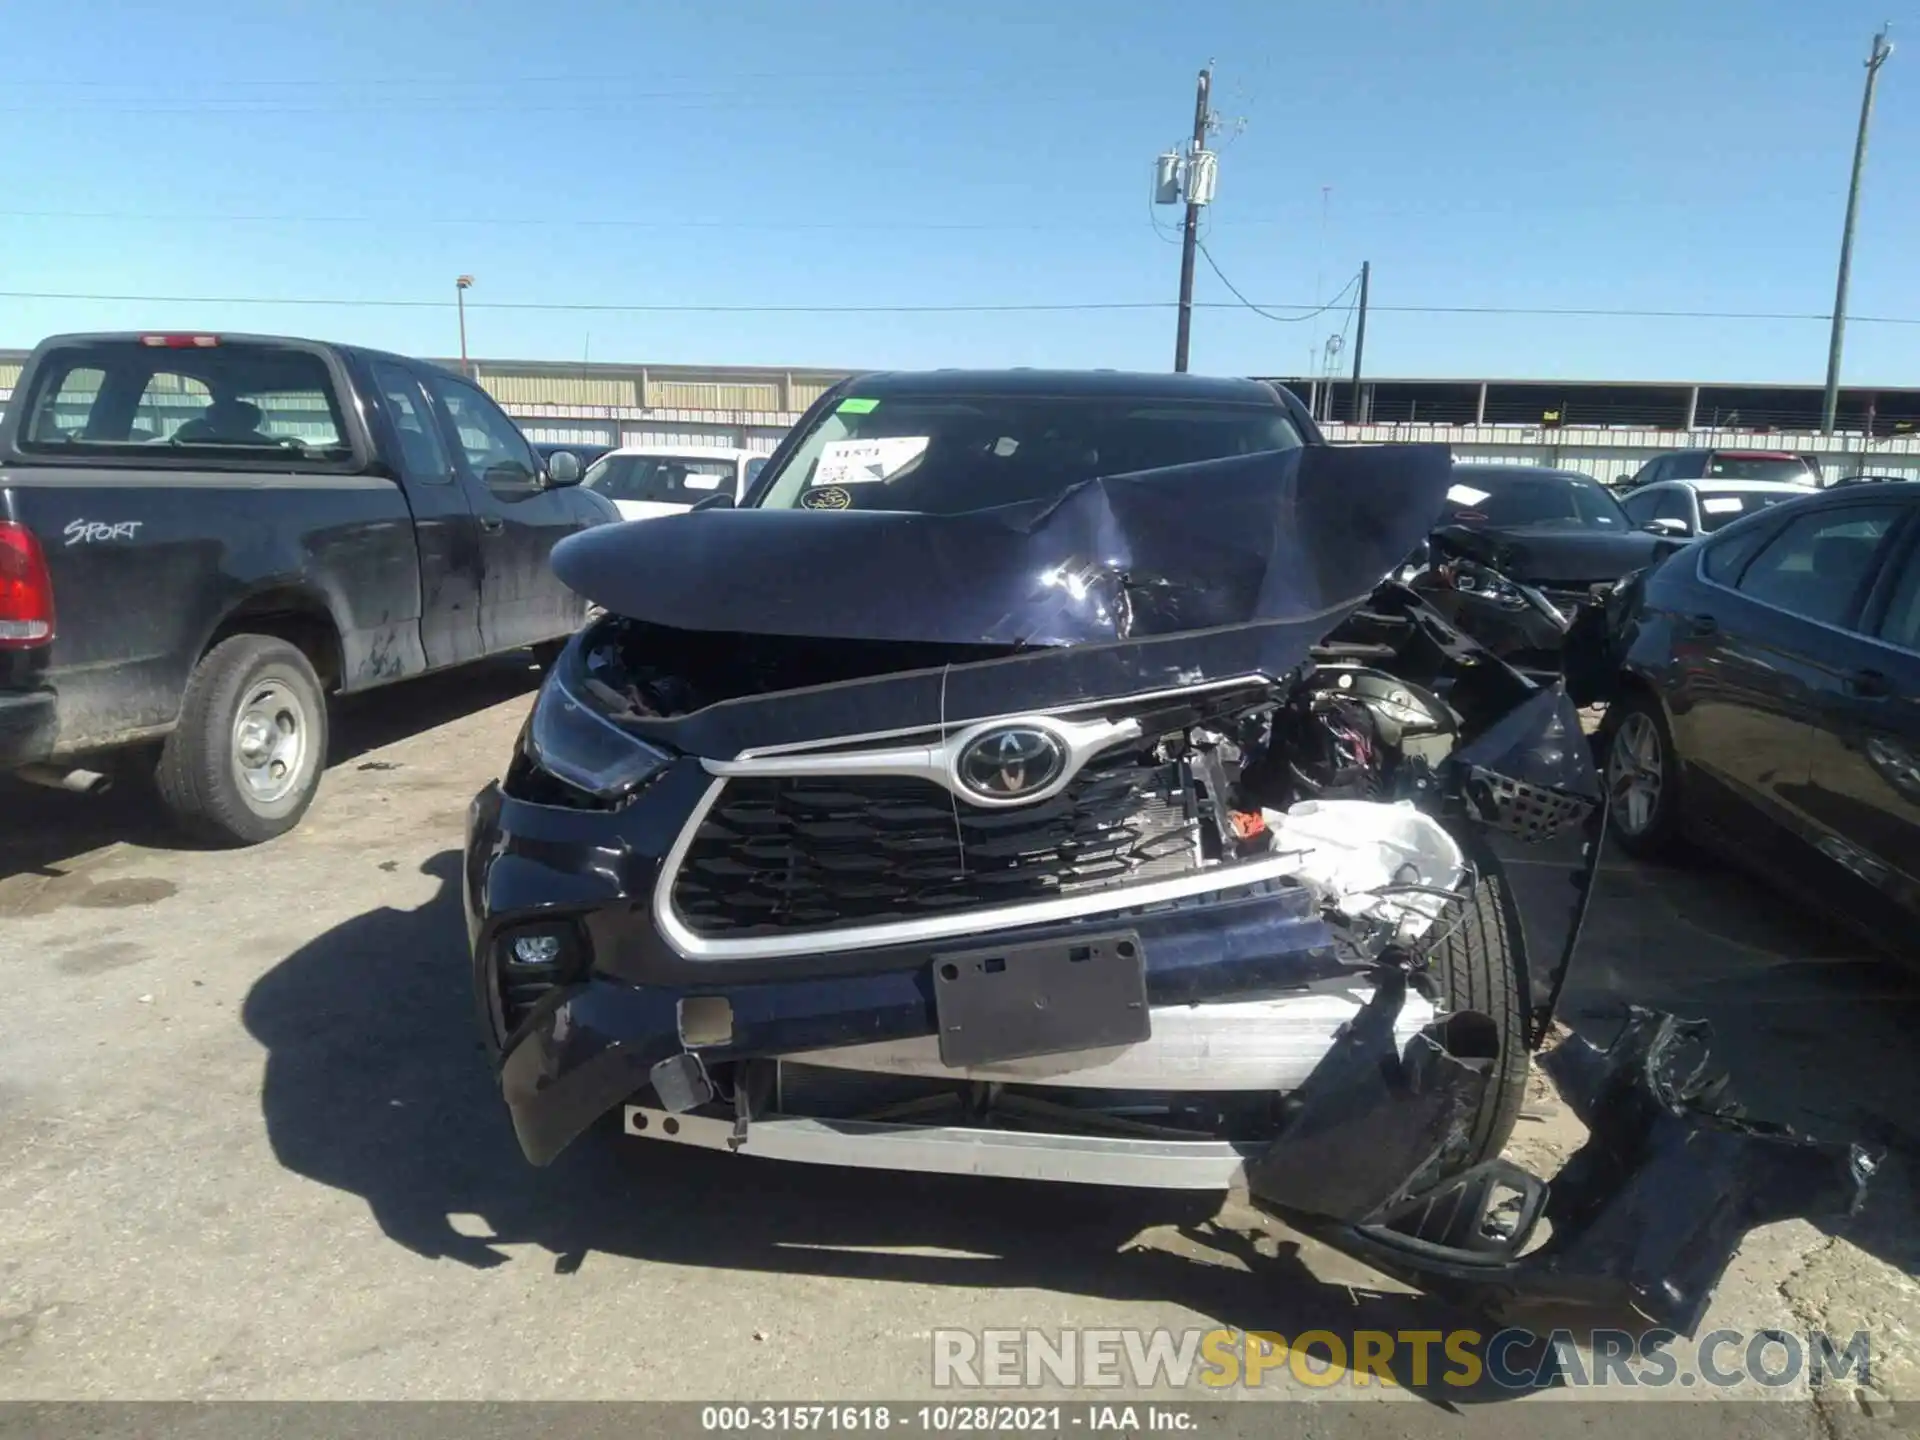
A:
[584,453,738,504]
[1706,455,1816,482]
[1696,489,1807,533]
[750,392,1304,514]
[18,340,351,462]
[1442,471,1630,530]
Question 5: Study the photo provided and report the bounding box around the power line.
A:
[0,206,1292,235]
[1199,242,1361,323]
[0,288,1913,324]
[0,72,1075,117]
[2,63,1014,90]
[0,290,1196,314]
[0,95,989,115]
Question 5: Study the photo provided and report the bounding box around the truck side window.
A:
[427,374,540,502]
[372,362,452,484]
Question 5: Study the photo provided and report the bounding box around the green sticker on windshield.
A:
[836,397,880,414]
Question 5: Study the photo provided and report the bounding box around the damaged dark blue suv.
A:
[465,370,1870,1335]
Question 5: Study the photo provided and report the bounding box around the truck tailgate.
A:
[3,468,417,753]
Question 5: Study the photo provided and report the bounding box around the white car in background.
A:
[580,445,768,521]
[1616,477,1818,539]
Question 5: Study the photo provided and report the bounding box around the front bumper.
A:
[466,775,1872,1336]
[470,772,1359,1166]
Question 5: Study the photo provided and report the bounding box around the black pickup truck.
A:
[0,331,617,844]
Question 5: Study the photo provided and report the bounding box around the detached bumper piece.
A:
[1254,993,1877,1338]
[622,1105,1253,1191]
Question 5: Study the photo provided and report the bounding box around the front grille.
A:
[671,745,1200,936]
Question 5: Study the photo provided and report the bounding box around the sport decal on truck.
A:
[64,518,144,545]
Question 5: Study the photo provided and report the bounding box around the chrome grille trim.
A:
[655,786,1309,960]
[705,712,1142,810]
[726,673,1273,761]
[655,681,1301,961]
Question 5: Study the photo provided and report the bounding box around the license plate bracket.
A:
[931,930,1150,1068]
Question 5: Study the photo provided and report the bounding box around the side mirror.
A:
[546,450,583,486]
[690,492,735,513]
[1642,517,1691,537]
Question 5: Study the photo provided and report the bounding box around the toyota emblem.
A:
[955,726,1068,802]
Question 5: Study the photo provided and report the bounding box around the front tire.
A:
[155,634,328,846]
[1431,850,1529,1171]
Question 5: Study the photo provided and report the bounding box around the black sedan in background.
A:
[1584,483,1920,951]
[1413,465,1687,673]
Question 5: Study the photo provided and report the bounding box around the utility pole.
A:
[1172,67,1212,373]
[455,274,475,377]
[1821,27,1893,435]
[1347,260,1371,425]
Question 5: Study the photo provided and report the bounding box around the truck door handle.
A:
[1686,613,1719,637]
[479,517,504,534]
[1847,668,1891,698]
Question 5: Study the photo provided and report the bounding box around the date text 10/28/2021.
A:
[702,1407,1193,1432]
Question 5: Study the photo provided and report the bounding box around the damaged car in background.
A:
[464,371,1873,1336]
[1404,465,1693,680]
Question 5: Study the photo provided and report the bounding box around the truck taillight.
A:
[139,334,219,348]
[0,522,55,648]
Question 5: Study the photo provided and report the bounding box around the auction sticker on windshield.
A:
[1447,484,1492,506]
[1701,497,1746,514]
[813,436,930,486]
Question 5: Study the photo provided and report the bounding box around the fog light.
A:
[494,923,587,1038]
[512,934,564,966]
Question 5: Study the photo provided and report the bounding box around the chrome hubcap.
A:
[1607,712,1663,836]
[231,679,308,806]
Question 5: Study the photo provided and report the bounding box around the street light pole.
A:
[1821,27,1893,436]
[455,275,475,377]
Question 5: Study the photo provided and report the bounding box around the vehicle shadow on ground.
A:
[1514,843,1920,1282]
[0,655,543,884]
[244,850,1570,1403]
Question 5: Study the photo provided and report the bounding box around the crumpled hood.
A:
[552,443,1455,649]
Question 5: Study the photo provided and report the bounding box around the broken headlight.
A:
[524,669,675,802]
[1437,560,1532,609]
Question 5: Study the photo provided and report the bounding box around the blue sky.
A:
[1,0,1915,383]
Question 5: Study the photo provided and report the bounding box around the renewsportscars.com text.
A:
[931,1327,1874,1392]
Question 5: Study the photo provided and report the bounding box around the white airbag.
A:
[1264,799,1467,937]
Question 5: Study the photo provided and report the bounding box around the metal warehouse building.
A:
[4,349,1917,483]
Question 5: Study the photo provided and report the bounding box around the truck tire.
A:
[1431,843,1530,1172]
[155,634,329,846]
